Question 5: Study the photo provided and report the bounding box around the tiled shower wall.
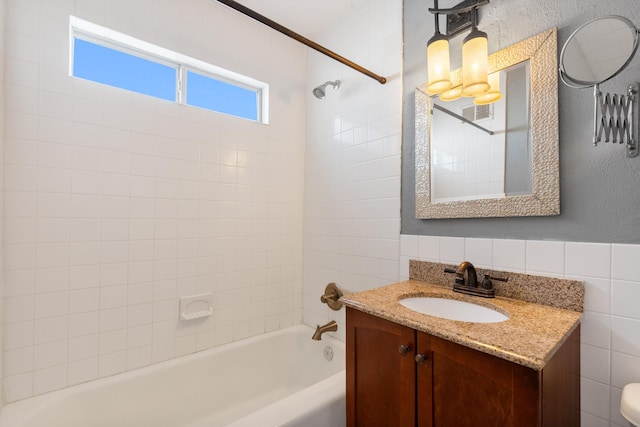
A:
[302,0,403,339]
[399,235,640,427]
[0,0,5,408]
[2,0,306,402]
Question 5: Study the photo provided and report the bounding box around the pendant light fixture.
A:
[426,0,499,104]
[461,12,489,97]
[439,85,463,101]
[426,1,452,94]
[474,71,502,105]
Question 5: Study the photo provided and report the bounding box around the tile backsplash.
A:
[408,259,584,311]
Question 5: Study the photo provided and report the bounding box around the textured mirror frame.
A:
[415,28,559,219]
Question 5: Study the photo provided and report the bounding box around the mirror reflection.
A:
[430,61,531,202]
[415,28,560,219]
[559,16,639,87]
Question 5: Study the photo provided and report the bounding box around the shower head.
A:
[312,86,327,99]
[312,80,341,99]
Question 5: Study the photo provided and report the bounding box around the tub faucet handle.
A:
[320,283,344,311]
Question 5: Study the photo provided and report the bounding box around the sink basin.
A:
[399,297,509,323]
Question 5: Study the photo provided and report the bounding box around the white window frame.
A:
[69,16,269,124]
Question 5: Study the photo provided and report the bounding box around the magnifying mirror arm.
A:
[627,83,639,157]
[593,84,601,146]
[591,83,639,157]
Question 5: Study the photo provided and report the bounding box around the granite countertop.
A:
[341,280,582,370]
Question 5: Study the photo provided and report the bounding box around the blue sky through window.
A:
[72,24,265,123]
[186,70,258,121]
[73,38,177,102]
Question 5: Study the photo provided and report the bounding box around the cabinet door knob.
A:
[415,353,429,365]
[398,345,411,356]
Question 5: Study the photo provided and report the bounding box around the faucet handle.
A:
[320,282,344,311]
[481,275,493,290]
[444,266,468,287]
[481,274,508,289]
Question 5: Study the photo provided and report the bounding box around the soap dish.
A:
[179,293,213,320]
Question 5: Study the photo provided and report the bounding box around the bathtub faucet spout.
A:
[312,320,338,340]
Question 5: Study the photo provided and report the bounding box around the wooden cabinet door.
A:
[422,332,540,427]
[346,308,417,427]
[347,310,579,427]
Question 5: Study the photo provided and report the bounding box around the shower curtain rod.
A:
[215,0,387,84]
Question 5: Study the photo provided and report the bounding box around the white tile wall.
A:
[0,0,5,408]
[400,235,640,427]
[302,0,403,340]
[2,0,306,402]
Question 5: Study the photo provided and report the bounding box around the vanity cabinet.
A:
[346,307,580,427]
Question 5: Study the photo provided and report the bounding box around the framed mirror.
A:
[559,16,639,88]
[415,28,559,219]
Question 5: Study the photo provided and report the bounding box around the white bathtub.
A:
[0,325,345,427]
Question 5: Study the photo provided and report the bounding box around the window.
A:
[186,70,258,121]
[69,16,268,123]
[73,38,177,102]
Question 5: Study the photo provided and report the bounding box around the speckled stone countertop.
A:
[341,278,583,371]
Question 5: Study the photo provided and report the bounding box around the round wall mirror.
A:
[559,16,639,88]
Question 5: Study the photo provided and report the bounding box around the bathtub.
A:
[0,325,345,427]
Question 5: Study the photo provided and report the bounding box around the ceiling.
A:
[230,0,370,37]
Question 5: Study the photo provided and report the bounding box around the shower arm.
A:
[215,0,387,84]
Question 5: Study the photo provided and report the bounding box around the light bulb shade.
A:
[427,34,452,95]
[474,72,503,105]
[462,29,489,97]
[439,85,463,101]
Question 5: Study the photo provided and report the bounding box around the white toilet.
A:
[621,383,640,426]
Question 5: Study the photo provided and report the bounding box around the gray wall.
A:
[402,0,640,243]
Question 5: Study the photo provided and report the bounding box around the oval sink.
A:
[399,297,509,323]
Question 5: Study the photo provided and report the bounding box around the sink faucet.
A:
[445,261,497,298]
[312,320,338,340]
[453,261,478,288]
